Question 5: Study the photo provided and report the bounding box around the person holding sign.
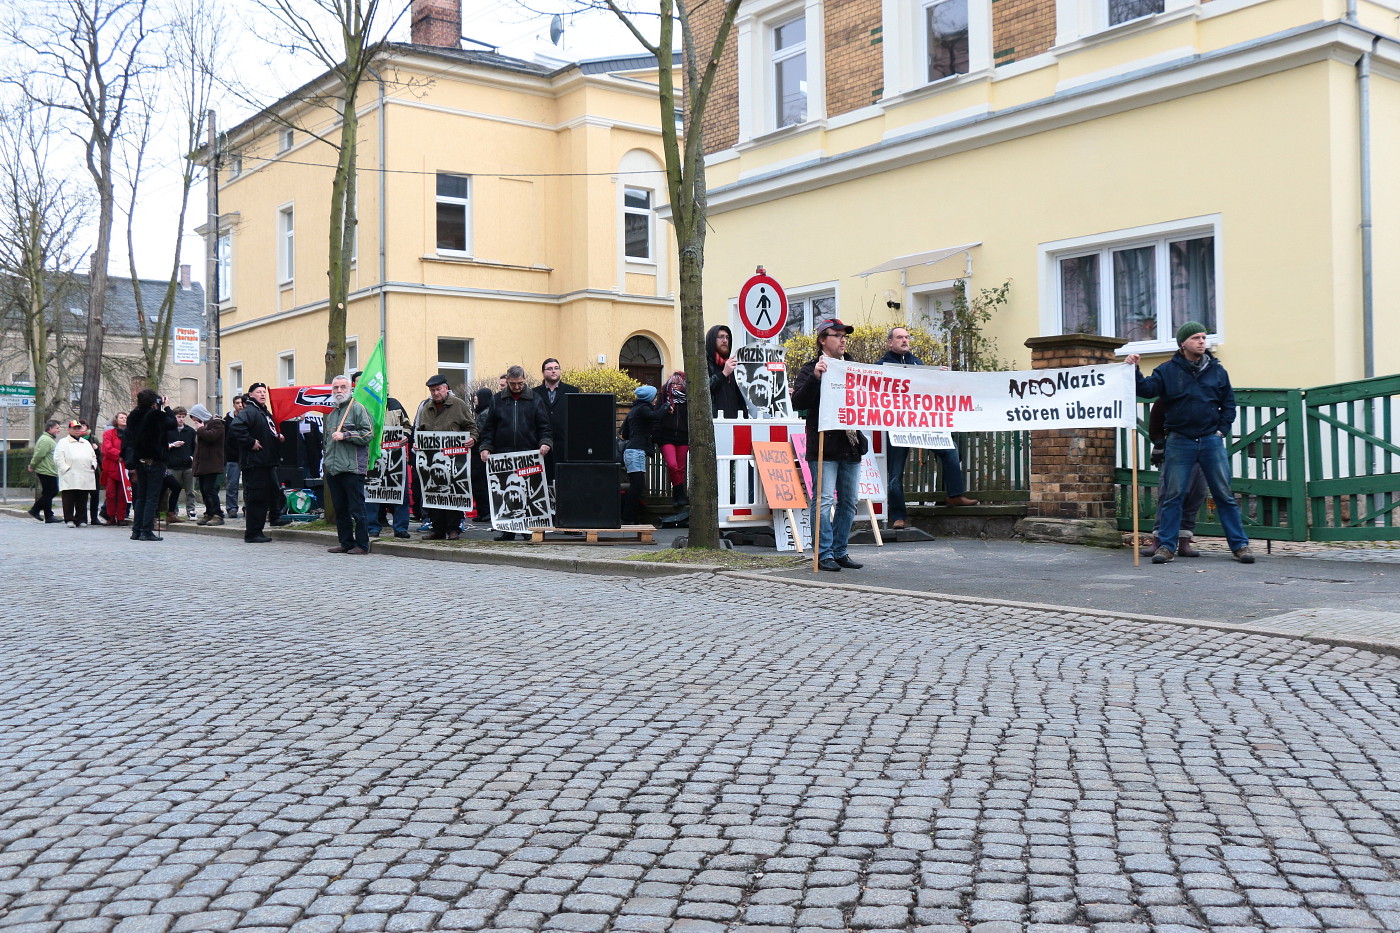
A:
[414,375,477,540]
[1126,322,1254,565]
[478,365,552,541]
[791,318,867,573]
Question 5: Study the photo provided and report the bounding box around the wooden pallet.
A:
[529,525,656,545]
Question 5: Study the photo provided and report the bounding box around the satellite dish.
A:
[549,14,564,46]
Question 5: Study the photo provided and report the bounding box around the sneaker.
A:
[186,509,196,520]
[1232,547,1256,564]
[1151,546,1175,564]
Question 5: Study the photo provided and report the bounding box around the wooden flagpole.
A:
[812,432,825,573]
[1132,429,1140,567]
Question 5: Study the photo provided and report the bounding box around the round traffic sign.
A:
[738,272,787,341]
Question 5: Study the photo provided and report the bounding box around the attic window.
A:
[279,128,294,153]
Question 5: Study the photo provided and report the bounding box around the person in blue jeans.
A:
[792,318,867,573]
[1126,321,1254,564]
[877,327,979,528]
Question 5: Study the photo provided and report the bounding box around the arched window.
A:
[619,335,662,389]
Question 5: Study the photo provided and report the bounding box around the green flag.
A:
[353,338,388,471]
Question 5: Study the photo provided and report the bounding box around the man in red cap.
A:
[791,318,867,573]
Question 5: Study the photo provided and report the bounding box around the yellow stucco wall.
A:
[699,1,1400,388]
[214,55,678,406]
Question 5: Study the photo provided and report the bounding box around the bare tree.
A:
[553,0,742,548]
[120,0,221,390]
[3,0,159,427]
[244,0,403,382]
[0,105,92,421]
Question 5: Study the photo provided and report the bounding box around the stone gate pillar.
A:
[1015,334,1129,546]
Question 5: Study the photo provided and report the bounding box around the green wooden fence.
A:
[1116,374,1400,542]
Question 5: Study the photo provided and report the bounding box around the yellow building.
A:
[691,0,1400,386]
[206,8,677,409]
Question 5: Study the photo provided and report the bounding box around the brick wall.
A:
[993,0,1056,66]
[1022,335,1128,520]
[411,0,461,49]
[690,3,740,154]
[824,2,884,117]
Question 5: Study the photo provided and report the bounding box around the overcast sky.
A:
[129,0,659,285]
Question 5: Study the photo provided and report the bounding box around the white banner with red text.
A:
[816,360,1136,434]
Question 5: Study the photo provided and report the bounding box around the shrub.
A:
[781,323,945,384]
[561,366,641,405]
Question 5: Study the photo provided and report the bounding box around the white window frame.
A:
[771,12,808,130]
[736,0,825,143]
[1038,214,1222,355]
[435,172,472,257]
[278,351,296,387]
[436,338,472,389]
[279,127,294,153]
[277,203,294,284]
[228,363,243,397]
[227,153,242,178]
[215,232,232,303]
[1055,0,1193,46]
[908,278,964,347]
[345,338,358,374]
[622,185,655,263]
[881,0,990,98]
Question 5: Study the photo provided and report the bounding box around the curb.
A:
[7,508,1398,658]
[721,571,1400,659]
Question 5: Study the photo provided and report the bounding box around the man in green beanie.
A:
[1126,323,1255,564]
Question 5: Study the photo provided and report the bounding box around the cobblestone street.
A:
[2,517,1399,933]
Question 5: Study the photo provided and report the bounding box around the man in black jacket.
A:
[223,395,244,518]
[161,407,197,522]
[791,318,866,573]
[705,324,747,418]
[229,383,283,543]
[1127,322,1253,565]
[125,389,177,542]
[536,358,578,483]
[478,365,552,540]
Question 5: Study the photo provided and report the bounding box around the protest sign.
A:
[735,346,791,418]
[487,450,553,532]
[415,430,474,511]
[773,505,811,552]
[365,425,409,505]
[817,360,1135,433]
[751,440,807,509]
[858,453,886,502]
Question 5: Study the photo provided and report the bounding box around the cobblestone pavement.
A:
[2,518,1400,933]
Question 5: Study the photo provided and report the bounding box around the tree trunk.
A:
[324,93,359,382]
[677,232,719,548]
[81,152,113,424]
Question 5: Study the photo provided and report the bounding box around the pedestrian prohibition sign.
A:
[737,267,787,341]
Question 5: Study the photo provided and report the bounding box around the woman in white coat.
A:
[53,419,99,527]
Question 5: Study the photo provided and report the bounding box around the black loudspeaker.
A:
[278,421,302,466]
[564,393,616,462]
[556,462,621,528]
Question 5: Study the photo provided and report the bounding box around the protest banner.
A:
[487,450,553,532]
[414,430,474,511]
[365,425,409,505]
[752,439,807,553]
[817,360,1135,433]
[269,385,335,422]
[735,346,792,418]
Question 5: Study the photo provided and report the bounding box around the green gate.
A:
[1117,375,1400,542]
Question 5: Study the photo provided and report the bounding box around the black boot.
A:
[673,483,688,507]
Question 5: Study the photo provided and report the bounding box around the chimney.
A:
[179,264,191,289]
[411,0,461,49]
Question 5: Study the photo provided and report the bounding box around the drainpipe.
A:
[367,64,388,351]
[1348,1,1375,378]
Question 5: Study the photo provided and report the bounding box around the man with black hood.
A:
[791,318,867,573]
[125,389,177,542]
[229,382,283,543]
[705,324,747,418]
[1126,322,1254,565]
[478,365,552,540]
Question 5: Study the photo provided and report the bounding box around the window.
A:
[436,173,471,255]
[436,338,471,391]
[227,153,242,178]
[772,14,807,128]
[623,187,653,260]
[278,205,294,282]
[228,364,243,397]
[925,0,969,81]
[215,232,232,302]
[1109,0,1164,26]
[775,287,837,345]
[11,371,31,384]
[279,128,294,152]
[345,339,358,374]
[1047,221,1218,349]
[278,352,295,387]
